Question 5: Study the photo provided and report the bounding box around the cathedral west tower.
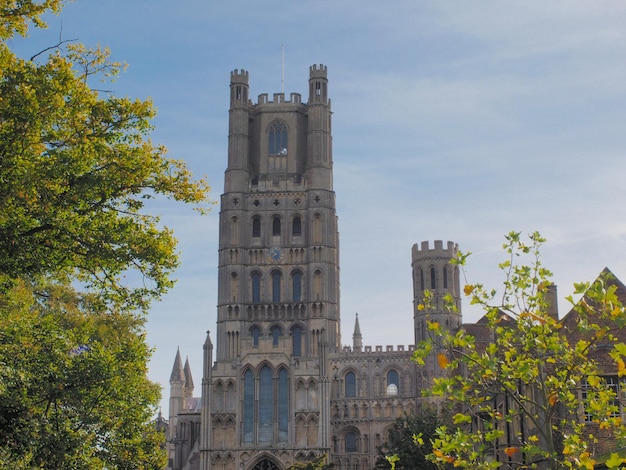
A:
[201,64,340,470]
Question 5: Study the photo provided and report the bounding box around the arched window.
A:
[271,326,281,346]
[292,271,303,302]
[272,271,282,303]
[387,370,399,395]
[419,268,424,291]
[345,371,356,398]
[252,216,261,238]
[272,216,281,237]
[243,369,254,443]
[252,272,261,303]
[278,368,289,442]
[443,267,448,289]
[259,366,273,442]
[251,326,260,347]
[292,326,302,357]
[268,120,288,156]
[345,431,357,452]
[292,216,302,237]
[430,267,436,289]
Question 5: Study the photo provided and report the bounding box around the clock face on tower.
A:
[268,246,283,262]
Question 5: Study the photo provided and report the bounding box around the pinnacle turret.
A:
[183,357,194,397]
[352,313,363,352]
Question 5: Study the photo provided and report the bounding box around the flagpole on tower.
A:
[281,44,285,94]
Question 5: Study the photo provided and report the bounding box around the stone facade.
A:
[165,65,461,470]
[164,65,625,470]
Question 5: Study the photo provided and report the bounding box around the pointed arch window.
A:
[292,326,303,357]
[292,215,302,237]
[278,368,289,442]
[292,271,303,302]
[419,268,424,291]
[259,365,274,442]
[251,272,261,303]
[272,271,282,303]
[443,267,448,289]
[243,369,254,443]
[272,216,281,237]
[252,216,261,238]
[387,370,399,395]
[345,371,356,398]
[268,120,288,156]
[430,267,436,289]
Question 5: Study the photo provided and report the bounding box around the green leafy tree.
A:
[0,1,210,467]
[414,232,626,469]
[0,277,166,469]
[0,0,210,310]
[375,409,451,470]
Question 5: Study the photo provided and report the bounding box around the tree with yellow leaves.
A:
[414,232,626,469]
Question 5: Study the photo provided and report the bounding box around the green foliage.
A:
[0,3,211,467]
[0,4,211,311]
[375,409,451,470]
[0,277,166,469]
[413,231,626,469]
[287,454,334,469]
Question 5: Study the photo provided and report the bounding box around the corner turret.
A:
[183,357,194,398]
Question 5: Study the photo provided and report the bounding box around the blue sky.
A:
[10,1,626,414]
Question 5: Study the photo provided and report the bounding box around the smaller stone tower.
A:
[412,241,461,394]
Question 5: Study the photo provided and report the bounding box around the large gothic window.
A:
[345,371,356,397]
[242,366,290,446]
[268,120,288,156]
[292,271,303,302]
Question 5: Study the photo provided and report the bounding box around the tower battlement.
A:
[412,240,457,259]
[230,69,249,84]
[309,64,328,79]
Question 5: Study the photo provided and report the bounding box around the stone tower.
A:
[411,241,461,394]
[204,65,340,470]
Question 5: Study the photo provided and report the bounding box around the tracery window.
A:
[268,120,288,156]
[242,366,290,445]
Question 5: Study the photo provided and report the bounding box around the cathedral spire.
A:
[169,347,185,384]
[183,357,194,397]
[352,313,362,352]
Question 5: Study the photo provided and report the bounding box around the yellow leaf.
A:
[548,392,558,407]
[437,353,449,369]
[463,284,474,296]
[618,358,626,377]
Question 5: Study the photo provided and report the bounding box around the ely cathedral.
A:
[166,64,463,470]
